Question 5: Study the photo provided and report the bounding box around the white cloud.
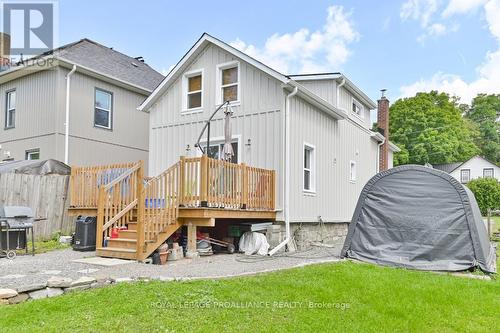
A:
[400,0,500,104]
[400,0,439,27]
[442,0,487,17]
[230,5,360,74]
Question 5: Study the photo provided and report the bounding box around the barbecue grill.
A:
[0,206,37,259]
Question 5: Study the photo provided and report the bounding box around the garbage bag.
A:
[238,231,270,256]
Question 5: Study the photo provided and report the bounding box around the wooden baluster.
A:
[136,161,145,257]
[200,155,208,208]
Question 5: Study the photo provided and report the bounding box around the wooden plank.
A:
[178,207,276,220]
[178,217,215,226]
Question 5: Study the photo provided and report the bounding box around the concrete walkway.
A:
[0,246,341,290]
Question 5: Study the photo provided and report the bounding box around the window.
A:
[217,61,240,105]
[25,149,40,160]
[460,169,470,183]
[205,141,239,164]
[350,161,357,182]
[303,143,316,192]
[182,69,203,112]
[483,168,494,178]
[352,98,363,118]
[5,90,16,128]
[94,88,112,129]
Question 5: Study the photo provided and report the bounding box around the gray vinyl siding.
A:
[289,96,378,222]
[298,80,337,106]
[149,43,285,210]
[0,66,150,169]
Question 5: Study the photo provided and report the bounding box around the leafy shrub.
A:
[466,177,500,215]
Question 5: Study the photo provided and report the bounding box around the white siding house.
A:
[432,156,500,183]
[140,33,399,247]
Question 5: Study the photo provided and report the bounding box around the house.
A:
[0,37,163,168]
[430,155,499,183]
[138,33,400,250]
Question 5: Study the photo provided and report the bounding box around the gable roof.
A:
[1,38,164,92]
[431,155,498,173]
[137,33,346,119]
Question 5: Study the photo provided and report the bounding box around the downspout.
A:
[269,85,298,256]
[64,64,77,164]
[376,137,385,173]
[336,76,346,109]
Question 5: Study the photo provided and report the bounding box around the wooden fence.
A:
[0,173,72,240]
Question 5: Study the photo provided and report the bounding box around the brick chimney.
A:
[0,33,11,71]
[377,89,390,171]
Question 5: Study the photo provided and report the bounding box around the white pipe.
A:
[376,137,385,173]
[336,76,346,109]
[269,85,298,256]
[64,65,77,164]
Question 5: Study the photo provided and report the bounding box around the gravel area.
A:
[0,246,342,290]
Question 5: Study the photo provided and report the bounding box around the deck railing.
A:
[70,162,136,208]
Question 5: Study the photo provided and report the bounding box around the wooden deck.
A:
[69,156,276,260]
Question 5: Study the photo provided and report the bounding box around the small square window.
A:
[483,168,494,178]
[460,169,470,183]
[352,98,363,118]
[25,149,40,160]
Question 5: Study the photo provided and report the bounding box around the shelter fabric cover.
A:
[239,231,270,256]
[341,165,496,274]
[0,159,70,175]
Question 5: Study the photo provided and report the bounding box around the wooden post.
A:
[270,170,276,210]
[241,163,248,209]
[186,222,198,258]
[179,156,186,207]
[200,155,208,207]
[96,186,105,249]
[136,160,145,257]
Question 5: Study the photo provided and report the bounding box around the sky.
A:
[54,0,499,106]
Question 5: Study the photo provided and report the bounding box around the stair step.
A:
[96,247,137,260]
[127,222,138,231]
[107,238,137,250]
[118,229,137,240]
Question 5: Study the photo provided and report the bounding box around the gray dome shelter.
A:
[341,165,496,274]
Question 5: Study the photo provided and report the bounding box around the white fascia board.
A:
[286,81,346,120]
[370,132,401,152]
[388,141,401,152]
[138,33,290,112]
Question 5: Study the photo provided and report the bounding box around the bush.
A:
[466,177,500,215]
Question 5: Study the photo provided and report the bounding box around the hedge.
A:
[466,177,500,215]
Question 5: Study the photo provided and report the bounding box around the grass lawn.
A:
[1,260,498,333]
[15,239,70,255]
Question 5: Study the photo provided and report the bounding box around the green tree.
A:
[466,177,500,215]
[464,94,500,165]
[389,91,479,165]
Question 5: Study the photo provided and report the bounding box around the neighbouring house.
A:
[138,33,400,249]
[0,36,163,168]
[430,155,499,184]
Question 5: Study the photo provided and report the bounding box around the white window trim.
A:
[483,168,494,178]
[303,142,316,194]
[199,134,242,163]
[460,169,470,183]
[182,68,204,114]
[349,160,357,183]
[94,88,113,130]
[216,60,240,107]
[5,89,15,129]
[25,148,40,160]
[351,97,364,119]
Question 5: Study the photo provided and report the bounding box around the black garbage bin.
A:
[73,216,97,251]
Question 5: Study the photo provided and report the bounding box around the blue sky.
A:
[56,0,499,105]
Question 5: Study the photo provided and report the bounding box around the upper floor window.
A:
[303,143,316,193]
[483,168,494,178]
[350,160,357,182]
[5,90,16,128]
[94,88,112,129]
[217,61,240,105]
[182,69,203,112]
[460,169,470,183]
[25,149,40,160]
[352,98,363,118]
